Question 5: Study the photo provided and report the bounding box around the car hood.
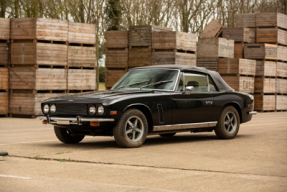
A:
[43,90,170,105]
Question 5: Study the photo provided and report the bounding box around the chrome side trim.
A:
[248,111,257,115]
[37,116,114,125]
[153,121,218,132]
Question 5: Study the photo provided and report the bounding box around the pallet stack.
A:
[9,18,69,117]
[67,22,96,93]
[0,18,10,117]
[104,31,128,89]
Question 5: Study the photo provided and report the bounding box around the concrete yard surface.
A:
[0,112,287,191]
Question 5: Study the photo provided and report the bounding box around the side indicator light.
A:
[42,120,47,124]
[90,122,99,127]
[110,111,117,115]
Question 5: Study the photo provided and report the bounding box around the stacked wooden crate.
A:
[67,22,96,93]
[9,18,68,117]
[197,37,234,71]
[0,18,10,116]
[105,31,128,89]
[152,32,197,66]
[128,25,172,68]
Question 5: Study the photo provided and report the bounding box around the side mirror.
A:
[186,86,194,91]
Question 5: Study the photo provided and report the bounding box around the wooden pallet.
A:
[256,60,277,77]
[276,78,287,94]
[254,77,276,94]
[105,68,127,89]
[128,47,152,67]
[256,28,287,45]
[0,68,8,91]
[200,19,224,38]
[152,31,197,52]
[0,92,8,116]
[196,59,218,71]
[67,69,96,90]
[217,58,256,76]
[152,51,196,66]
[276,95,287,110]
[256,12,287,29]
[106,48,128,69]
[221,75,255,94]
[0,18,10,40]
[222,28,255,43]
[277,45,287,62]
[105,31,128,48]
[11,18,68,42]
[68,46,96,68]
[244,43,277,60]
[0,43,9,66]
[9,92,67,116]
[277,62,287,78]
[254,94,276,111]
[235,13,256,28]
[197,38,234,59]
[10,67,67,90]
[11,42,68,66]
[68,22,96,45]
[129,25,172,47]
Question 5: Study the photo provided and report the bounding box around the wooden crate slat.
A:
[254,94,276,111]
[152,31,197,52]
[218,58,256,76]
[105,48,128,69]
[0,43,9,65]
[68,22,96,44]
[197,38,234,59]
[11,18,68,41]
[0,92,8,115]
[152,52,196,66]
[235,13,256,28]
[234,43,244,58]
[256,28,287,45]
[277,45,287,61]
[276,79,287,94]
[255,77,276,93]
[256,12,287,29]
[0,68,8,90]
[68,69,96,90]
[0,18,10,40]
[11,42,68,66]
[68,46,96,68]
[244,43,277,60]
[221,75,254,94]
[222,28,255,43]
[276,95,287,110]
[128,47,152,67]
[197,59,218,71]
[200,19,224,38]
[105,31,128,48]
[105,69,127,88]
[277,62,287,78]
[256,60,277,77]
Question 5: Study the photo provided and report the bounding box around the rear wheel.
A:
[113,109,148,148]
[159,133,176,137]
[54,126,85,144]
[215,106,240,139]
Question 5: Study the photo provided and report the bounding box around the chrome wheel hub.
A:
[224,112,237,134]
[125,116,144,142]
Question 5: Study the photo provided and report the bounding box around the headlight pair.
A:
[89,105,104,115]
[43,104,56,114]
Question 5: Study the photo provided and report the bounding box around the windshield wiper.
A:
[116,80,149,90]
[140,80,173,90]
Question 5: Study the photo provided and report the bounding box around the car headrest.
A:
[187,81,199,87]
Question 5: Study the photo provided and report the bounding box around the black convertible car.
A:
[38,65,257,148]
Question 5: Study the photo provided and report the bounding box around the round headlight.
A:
[43,104,49,114]
[97,105,104,115]
[89,105,96,115]
[50,104,56,113]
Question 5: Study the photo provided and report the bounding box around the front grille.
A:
[56,104,87,116]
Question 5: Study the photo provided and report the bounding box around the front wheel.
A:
[54,126,85,144]
[113,109,148,148]
[215,106,240,139]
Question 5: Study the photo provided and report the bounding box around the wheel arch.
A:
[223,102,242,123]
[124,104,153,133]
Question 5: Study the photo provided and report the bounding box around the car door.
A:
[170,72,214,124]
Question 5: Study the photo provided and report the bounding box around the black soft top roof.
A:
[132,65,234,92]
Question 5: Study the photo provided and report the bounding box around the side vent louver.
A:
[157,104,164,124]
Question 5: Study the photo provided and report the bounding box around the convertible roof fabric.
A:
[133,65,234,92]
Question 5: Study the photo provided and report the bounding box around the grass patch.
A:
[34,155,42,159]
[55,152,64,155]
[99,82,106,91]
[0,159,6,161]
[57,158,71,162]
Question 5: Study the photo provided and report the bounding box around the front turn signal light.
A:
[42,120,47,124]
[90,122,99,127]
[110,111,117,115]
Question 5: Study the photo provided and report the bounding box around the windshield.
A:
[111,69,179,91]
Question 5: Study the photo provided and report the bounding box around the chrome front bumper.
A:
[248,111,257,115]
[37,116,114,125]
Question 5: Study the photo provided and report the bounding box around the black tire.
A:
[215,106,240,139]
[54,126,85,144]
[113,109,148,148]
[159,133,176,137]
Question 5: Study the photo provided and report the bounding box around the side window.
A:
[183,73,208,92]
[208,76,218,92]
